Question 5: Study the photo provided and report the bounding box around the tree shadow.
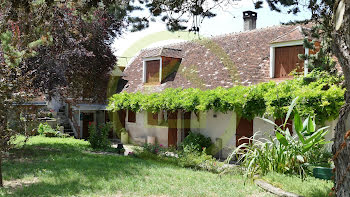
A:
[2,142,170,196]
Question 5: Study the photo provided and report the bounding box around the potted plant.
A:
[120,128,129,144]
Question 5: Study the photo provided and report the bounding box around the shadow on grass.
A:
[2,142,170,197]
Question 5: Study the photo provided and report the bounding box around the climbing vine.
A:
[108,72,344,124]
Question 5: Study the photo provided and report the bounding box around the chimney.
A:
[243,11,257,31]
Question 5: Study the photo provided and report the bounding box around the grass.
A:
[262,172,333,197]
[0,136,272,197]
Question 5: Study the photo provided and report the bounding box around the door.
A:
[168,111,178,147]
[116,110,126,138]
[105,111,114,139]
[82,113,94,139]
[235,117,253,147]
[183,112,191,139]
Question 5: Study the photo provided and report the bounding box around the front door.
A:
[235,117,253,147]
[82,113,94,139]
[168,111,178,147]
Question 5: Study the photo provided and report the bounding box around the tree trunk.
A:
[332,1,350,196]
[0,154,3,187]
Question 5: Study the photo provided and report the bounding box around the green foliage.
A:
[108,73,344,124]
[37,123,56,136]
[143,143,166,154]
[88,123,111,150]
[180,132,213,153]
[178,148,224,173]
[37,122,71,138]
[229,98,332,179]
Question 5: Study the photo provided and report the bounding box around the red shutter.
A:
[128,110,136,123]
[275,45,305,78]
[146,60,160,84]
[147,112,158,125]
[236,118,253,147]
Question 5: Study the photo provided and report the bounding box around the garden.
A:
[0,71,339,196]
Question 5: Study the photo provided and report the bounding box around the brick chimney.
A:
[243,11,257,31]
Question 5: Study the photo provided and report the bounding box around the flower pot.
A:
[121,132,128,144]
[147,136,156,145]
[313,167,333,180]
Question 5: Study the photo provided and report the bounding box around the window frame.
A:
[143,57,162,84]
[270,40,309,78]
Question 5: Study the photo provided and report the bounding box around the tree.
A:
[0,1,131,186]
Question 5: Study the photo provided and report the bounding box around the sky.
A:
[112,0,312,67]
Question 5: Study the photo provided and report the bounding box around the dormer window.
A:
[143,58,161,84]
[274,45,305,78]
[270,40,308,78]
[142,47,183,85]
[270,26,311,79]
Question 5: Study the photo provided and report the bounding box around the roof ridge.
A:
[139,24,297,53]
[270,25,304,43]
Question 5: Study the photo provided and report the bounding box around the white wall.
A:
[126,110,168,146]
[47,95,63,112]
[253,116,275,141]
[126,109,339,156]
[190,110,237,157]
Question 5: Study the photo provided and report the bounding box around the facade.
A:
[117,11,338,157]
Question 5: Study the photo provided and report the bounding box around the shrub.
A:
[180,132,213,153]
[178,148,223,173]
[43,130,58,137]
[229,97,331,179]
[142,143,166,154]
[38,122,55,135]
[88,123,111,150]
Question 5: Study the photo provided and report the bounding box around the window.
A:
[145,60,160,84]
[147,112,158,125]
[274,45,304,78]
[270,40,309,78]
[128,110,136,123]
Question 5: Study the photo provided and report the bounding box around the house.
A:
[116,11,339,157]
[114,11,341,157]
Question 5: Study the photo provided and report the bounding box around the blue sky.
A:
[112,0,311,62]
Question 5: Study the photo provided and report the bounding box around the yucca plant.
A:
[228,97,330,179]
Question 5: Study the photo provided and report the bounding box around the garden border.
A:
[255,179,303,197]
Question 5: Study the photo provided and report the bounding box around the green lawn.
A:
[262,172,333,197]
[1,136,272,197]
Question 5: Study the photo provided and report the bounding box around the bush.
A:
[178,148,223,173]
[38,123,55,135]
[180,132,213,154]
[143,143,165,154]
[229,97,331,179]
[88,123,111,150]
[43,130,58,137]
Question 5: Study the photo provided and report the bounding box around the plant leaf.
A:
[284,97,298,127]
[276,132,289,146]
[294,111,302,133]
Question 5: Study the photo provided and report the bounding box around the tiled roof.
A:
[142,47,183,58]
[121,24,308,93]
[271,26,305,43]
